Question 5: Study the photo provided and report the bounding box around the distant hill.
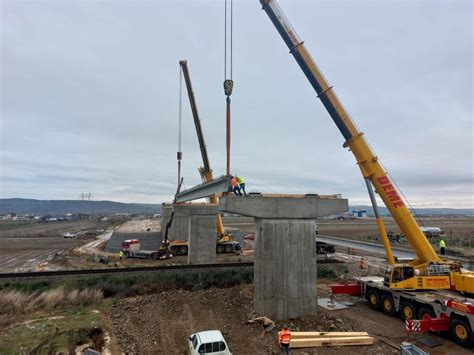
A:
[0,199,471,217]
[349,205,473,217]
[0,198,162,215]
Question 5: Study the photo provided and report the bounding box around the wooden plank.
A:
[292,332,369,338]
[290,336,374,348]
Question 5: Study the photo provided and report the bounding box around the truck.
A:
[420,226,445,239]
[260,0,474,347]
[121,239,189,260]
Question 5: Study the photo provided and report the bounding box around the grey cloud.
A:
[1,0,472,208]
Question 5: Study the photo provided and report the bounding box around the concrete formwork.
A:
[219,195,348,320]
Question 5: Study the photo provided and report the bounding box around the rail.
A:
[0,258,343,280]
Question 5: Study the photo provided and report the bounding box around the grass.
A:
[317,265,348,279]
[0,268,254,299]
[0,308,103,354]
[0,288,103,327]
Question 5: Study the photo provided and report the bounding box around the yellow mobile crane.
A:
[260,0,474,346]
[179,60,240,254]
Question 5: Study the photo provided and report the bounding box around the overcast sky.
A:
[1,0,472,208]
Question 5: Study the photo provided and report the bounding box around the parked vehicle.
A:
[188,330,231,355]
[316,241,335,254]
[244,233,255,240]
[63,232,77,238]
[121,239,160,259]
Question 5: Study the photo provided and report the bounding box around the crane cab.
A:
[384,265,416,288]
[384,264,452,290]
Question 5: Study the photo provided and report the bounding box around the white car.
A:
[63,232,77,238]
[188,330,231,355]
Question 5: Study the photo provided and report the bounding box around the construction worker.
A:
[118,250,124,260]
[439,238,446,256]
[278,324,291,354]
[230,175,242,196]
[236,175,247,196]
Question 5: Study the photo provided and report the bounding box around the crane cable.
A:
[177,64,183,187]
[224,0,234,176]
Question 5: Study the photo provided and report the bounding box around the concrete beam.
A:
[175,175,231,203]
[219,195,348,219]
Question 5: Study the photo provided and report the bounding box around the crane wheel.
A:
[450,319,474,347]
[124,251,130,258]
[418,307,435,320]
[224,245,233,253]
[367,290,380,310]
[179,246,188,255]
[400,302,416,320]
[381,295,395,316]
[216,245,224,254]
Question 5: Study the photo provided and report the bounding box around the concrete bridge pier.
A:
[219,195,348,320]
[162,204,218,264]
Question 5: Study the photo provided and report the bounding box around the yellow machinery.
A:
[260,0,474,294]
[179,60,240,252]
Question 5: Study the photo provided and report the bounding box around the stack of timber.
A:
[290,331,374,348]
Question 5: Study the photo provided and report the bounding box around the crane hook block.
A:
[224,79,234,96]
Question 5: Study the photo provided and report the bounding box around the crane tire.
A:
[450,318,474,347]
[179,246,188,255]
[216,245,224,254]
[224,245,233,253]
[381,294,395,316]
[400,302,416,320]
[367,289,380,310]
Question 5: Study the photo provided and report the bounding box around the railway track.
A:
[0,258,343,281]
[0,262,254,281]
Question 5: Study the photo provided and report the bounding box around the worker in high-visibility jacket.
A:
[439,238,446,256]
[230,176,242,196]
[236,175,247,196]
[278,324,291,354]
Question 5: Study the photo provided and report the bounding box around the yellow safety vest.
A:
[237,176,245,184]
[439,240,446,248]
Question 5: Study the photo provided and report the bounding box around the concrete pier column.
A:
[161,204,189,241]
[169,204,218,264]
[188,215,216,264]
[254,219,317,319]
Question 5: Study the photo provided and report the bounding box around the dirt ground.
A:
[107,255,472,355]
[115,219,161,233]
[0,219,119,272]
[108,284,397,354]
[317,216,474,238]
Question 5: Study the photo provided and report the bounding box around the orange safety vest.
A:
[278,329,291,344]
[231,177,239,187]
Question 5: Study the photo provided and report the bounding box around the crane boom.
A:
[180,60,211,173]
[179,60,225,237]
[259,0,440,264]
